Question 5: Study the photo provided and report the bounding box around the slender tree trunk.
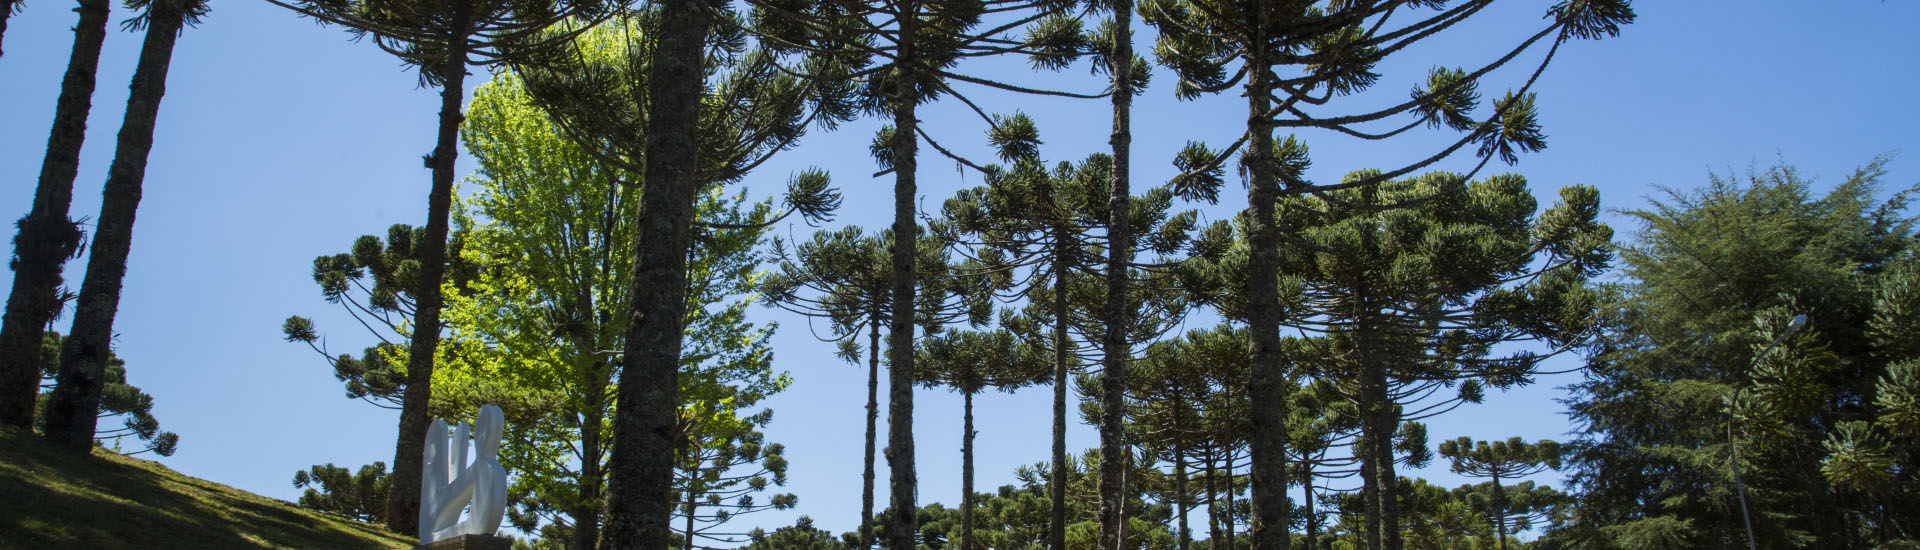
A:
[385,0,471,533]
[576,378,607,550]
[862,319,881,549]
[1176,445,1191,550]
[1491,473,1507,550]
[1050,227,1071,550]
[1206,448,1221,550]
[1360,445,1380,550]
[1361,349,1401,550]
[962,389,976,550]
[0,0,110,429]
[684,456,698,550]
[1302,456,1317,550]
[1243,6,1291,550]
[885,12,921,549]
[1223,450,1236,550]
[1097,3,1134,549]
[41,0,184,452]
[602,1,708,548]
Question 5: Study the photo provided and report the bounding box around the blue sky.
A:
[2,0,1917,541]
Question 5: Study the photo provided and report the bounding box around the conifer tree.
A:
[1438,436,1562,550]
[42,0,212,453]
[0,0,111,428]
[34,332,177,456]
[1142,4,1635,548]
[263,0,611,530]
[743,4,1096,545]
[504,6,847,547]
[763,225,992,549]
[917,328,1049,550]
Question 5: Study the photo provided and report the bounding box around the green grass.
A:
[0,425,415,549]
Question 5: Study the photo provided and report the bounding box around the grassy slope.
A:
[0,426,415,549]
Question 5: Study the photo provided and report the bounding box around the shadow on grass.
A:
[0,426,413,549]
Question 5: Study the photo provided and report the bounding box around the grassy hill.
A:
[0,426,415,549]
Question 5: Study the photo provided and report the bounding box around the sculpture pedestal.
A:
[420,534,510,550]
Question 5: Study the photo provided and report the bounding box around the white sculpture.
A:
[419,404,508,543]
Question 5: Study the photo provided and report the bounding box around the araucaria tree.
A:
[1438,436,1562,550]
[917,328,1049,550]
[41,0,211,452]
[763,225,992,550]
[262,0,609,531]
[35,332,178,456]
[506,5,844,548]
[742,3,1093,546]
[1141,3,1635,549]
[0,0,112,428]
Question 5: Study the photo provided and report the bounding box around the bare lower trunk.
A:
[1206,449,1220,550]
[683,455,698,550]
[575,380,607,550]
[1097,2,1134,549]
[1363,360,1401,550]
[41,0,183,452]
[1491,474,1507,550]
[1176,446,1191,550]
[1223,450,1236,550]
[862,320,881,549]
[601,2,708,548]
[0,0,111,429]
[885,37,921,550]
[1050,229,1071,550]
[961,390,976,550]
[1243,6,1290,549]
[385,0,472,532]
[1302,457,1317,550]
[1360,449,1380,550]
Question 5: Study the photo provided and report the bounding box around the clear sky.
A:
[1,0,1916,542]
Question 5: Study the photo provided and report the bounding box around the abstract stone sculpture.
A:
[419,404,508,544]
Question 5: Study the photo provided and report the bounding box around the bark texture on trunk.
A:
[41,0,183,451]
[601,2,707,548]
[1206,449,1220,550]
[861,320,881,549]
[1049,230,1070,550]
[1175,446,1190,550]
[1362,346,1401,550]
[1097,2,1133,548]
[575,378,607,550]
[885,21,921,550]
[385,0,472,532]
[1243,7,1291,549]
[0,0,111,429]
[961,389,976,550]
[0,0,14,58]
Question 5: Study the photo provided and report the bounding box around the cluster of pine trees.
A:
[14,0,1910,549]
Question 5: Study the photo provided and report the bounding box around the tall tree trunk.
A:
[601,1,707,548]
[1360,445,1380,550]
[385,0,471,533]
[885,13,921,550]
[862,319,881,549]
[1361,350,1401,550]
[684,455,698,550]
[1243,5,1291,550]
[1176,445,1191,550]
[1223,450,1236,550]
[1302,454,1317,550]
[576,375,608,550]
[0,0,110,429]
[1490,473,1507,550]
[962,388,976,550]
[1205,447,1221,550]
[40,0,185,452]
[1050,226,1071,550]
[1097,2,1134,549]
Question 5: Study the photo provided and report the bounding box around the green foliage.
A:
[291,462,389,523]
[1561,158,1920,547]
[34,332,176,456]
[434,49,793,544]
[744,516,852,550]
